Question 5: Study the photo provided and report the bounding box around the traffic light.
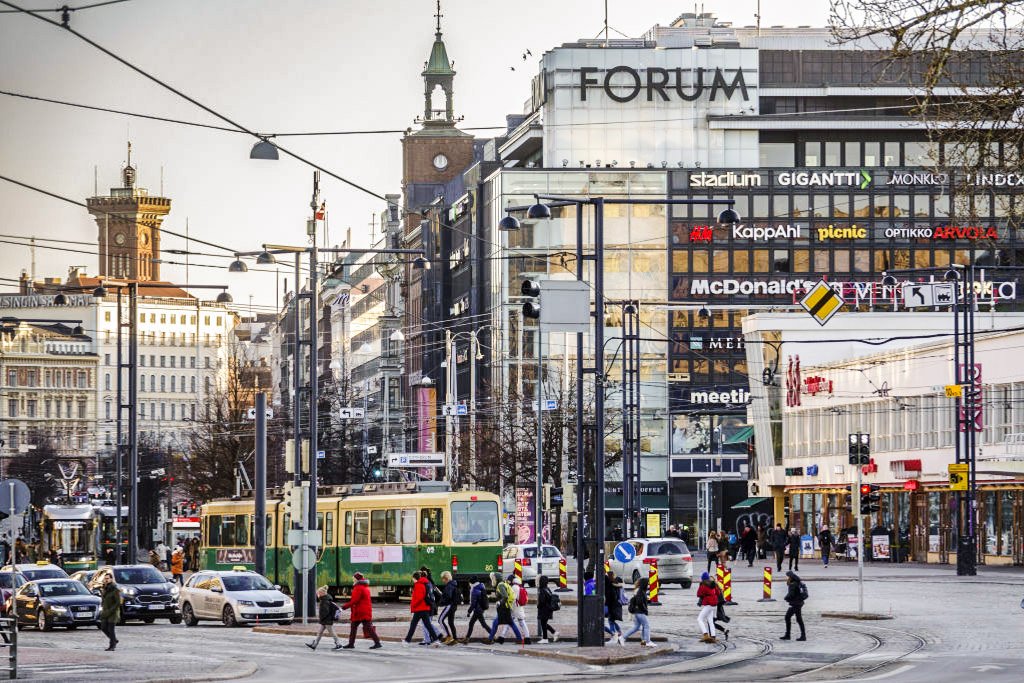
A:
[550,486,564,508]
[848,432,870,465]
[282,482,300,518]
[521,280,541,319]
[860,484,881,515]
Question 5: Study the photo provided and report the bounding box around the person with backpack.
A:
[508,576,531,643]
[536,575,559,643]
[818,525,834,568]
[463,578,490,642]
[604,572,625,644]
[781,571,808,641]
[437,571,461,644]
[418,566,442,645]
[484,573,523,645]
[306,586,343,650]
[620,577,655,647]
[340,572,382,650]
[696,572,719,644]
[402,572,441,647]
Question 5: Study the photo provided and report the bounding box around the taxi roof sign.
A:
[231,566,248,571]
[800,280,845,326]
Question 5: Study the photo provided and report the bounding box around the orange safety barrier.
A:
[557,558,570,591]
[513,558,523,580]
[758,566,776,602]
[723,565,736,605]
[647,559,661,606]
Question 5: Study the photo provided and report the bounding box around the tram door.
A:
[910,492,929,562]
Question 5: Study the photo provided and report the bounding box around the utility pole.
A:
[536,326,544,555]
[254,391,267,577]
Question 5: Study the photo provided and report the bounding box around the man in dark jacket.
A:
[99,575,120,651]
[788,528,802,571]
[307,586,343,650]
[536,575,558,643]
[769,524,788,572]
[341,572,381,649]
[604,573,624,644]
[818,526,834,568]
[781,571,807,641]
[740,524,757,567]
[403,572,441,647]
[437,571,460,643]
[463,579,489,642]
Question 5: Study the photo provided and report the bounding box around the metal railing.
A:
[0,616,16,679]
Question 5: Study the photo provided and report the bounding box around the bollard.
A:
[604,559,610,575]
[758,566,776,602]
[556,557,571,592]
[715,562,725,592]
[723,566,737,605]
[514,558,523,580]
[647,559,661,606]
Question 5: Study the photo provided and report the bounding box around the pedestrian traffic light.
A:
[550,486,564,508]
[521,279,541,319]
[848,432,870,465]
[860,484,881,515]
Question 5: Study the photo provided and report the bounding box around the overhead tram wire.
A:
[0,0,133,13]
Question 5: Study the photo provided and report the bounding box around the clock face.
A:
[113,233,126,246]
[432,153,449,170]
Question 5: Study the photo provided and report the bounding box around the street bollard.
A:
[758,566,776,602]
[648,559,661,606]
[604,559,610,575]
[723,566,737,605]
[715,562,725,592]
[556,558,571,592]
[514,559,523,580]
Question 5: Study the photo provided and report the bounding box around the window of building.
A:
[7,399,16,418]
[216,316,222,326]
[44,400,51,418]
[160,376,166,392]
[205,357,211,369]
[180,375,186,393]
[759,142,795,167]
[170,315,176,324]
[8,431,17,450]
[78,402,86,419]
[804,141,821,166]
[105,311,112,322]
[6,370,16,387]
[26,400,36,418]
[55,401,61,418]
[171,404,176,420]
[160,403,166,420]
[864,142,881,166]
[204,316,210,327]
[170,376,176,392]
[190,404,195,420]
[844,141,861,166]
[140,404,145,419]
[170,356,176,368]
[190,357,196,369]
[104,373,111,391]
[105,402,111,420]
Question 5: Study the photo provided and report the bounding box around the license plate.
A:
[149,604,164,610]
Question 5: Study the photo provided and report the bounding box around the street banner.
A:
[872,534,891,560]
[515,488,535,544]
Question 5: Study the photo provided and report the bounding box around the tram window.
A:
[283,513,291,534]
[384,510,400,544]
[325,512,334,547]
[220,517,236,546]
[401,509,417,544]
[420,508,443,544]
[450,501,499,543]
[316,512,324,539]
[344,511,353,545]
[209,516,222,545]
[236,515,249,546]
[354,511,369,545]
[266,515,273,546]
[371,510,387,544]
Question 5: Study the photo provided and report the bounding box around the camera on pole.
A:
[521,279,541,319]
[860,484,881,515]
[848,432,870,465]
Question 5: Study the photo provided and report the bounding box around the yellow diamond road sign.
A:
[799,280,844,326]
[948,463,969,491]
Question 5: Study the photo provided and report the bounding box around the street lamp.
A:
[249,137,279,160]
[504,192,738,647]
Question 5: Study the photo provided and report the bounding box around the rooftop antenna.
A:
[756,0,761,35]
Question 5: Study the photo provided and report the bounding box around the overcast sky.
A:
[0,0,829,312]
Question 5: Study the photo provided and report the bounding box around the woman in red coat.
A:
[403,572,441,646]
[341,572,382,649]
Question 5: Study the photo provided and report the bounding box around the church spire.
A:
[420,0,457,125]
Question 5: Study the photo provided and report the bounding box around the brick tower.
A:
[87,142,171,282]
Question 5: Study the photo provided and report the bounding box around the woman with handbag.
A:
[705,531,719,574]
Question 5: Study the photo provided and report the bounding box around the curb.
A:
[515,643,677,665]
[252,625,670,646]
[141,660,258,683]
[820,611,894,621]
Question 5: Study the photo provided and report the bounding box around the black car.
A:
[87,564,182,624]
[11,579,101,631]
[0,572,26,616]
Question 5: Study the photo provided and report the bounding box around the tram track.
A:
[781,621,928,681]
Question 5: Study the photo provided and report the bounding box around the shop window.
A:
[999,492,1014,556]
[983,492,997,555]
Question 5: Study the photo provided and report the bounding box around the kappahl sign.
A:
[580,66,751,102]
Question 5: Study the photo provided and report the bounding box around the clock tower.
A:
[401,1,475,232]
[87,142,171,282]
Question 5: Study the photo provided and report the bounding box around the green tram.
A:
[200,482,504,596]
[39,502,130,570]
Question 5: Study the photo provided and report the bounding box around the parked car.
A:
[607,538,694,588]
[69,570,98,587]
[502,544,565,586]
[10,579,101,631]
[179,568,293,627]
[86,564,182,624]
[0,562,70,582]
[0,572,25,615]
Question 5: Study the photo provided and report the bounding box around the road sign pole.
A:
[856,455,864,613]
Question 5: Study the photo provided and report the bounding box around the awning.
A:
[724,426,755,445]
[731,497,769,509]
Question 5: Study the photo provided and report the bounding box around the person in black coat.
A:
[536,575,558,643]
[780,571,807,641]
[740,524,757,567]
[306,587,342,650]
[604,572,624,643]
[788,528,801,570]
[769,524,788,572]
[818,526,834,567]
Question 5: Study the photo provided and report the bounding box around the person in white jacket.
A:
[496,576,532,644]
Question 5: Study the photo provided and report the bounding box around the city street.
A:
[13,562,1024,682]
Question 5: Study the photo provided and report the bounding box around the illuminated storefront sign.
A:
[968,173,1024,187]
[817,225,867,240]
[687,277,1017,302]
[688,226,714,242]
[732,224,803,240]
[579,66,751,102]
[884,226,1000,239]
[689,388,750,404]
[777,170,873,188]
[689,171,762,188]
[886,171,949,186]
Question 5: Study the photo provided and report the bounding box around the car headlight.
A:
[120,586,137,597]
[49,605,69,613]
[170,585,180,596]
[283,596,293,605]
[236,600,255,606]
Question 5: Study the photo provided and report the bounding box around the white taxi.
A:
[179,567,293,627]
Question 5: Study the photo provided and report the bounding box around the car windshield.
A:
[648,541,688,556]
[450,501,500,543]
[114,567,166,584]
[542,546,561,558]
[222,575,274,592]
[0,573,25,589]
[23,569,67,581]
[39,581,89,597]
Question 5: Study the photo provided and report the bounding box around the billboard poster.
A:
[671,414,711,454]
[417,387,437,478]
[872,534,891,560]
[515,488,535,544]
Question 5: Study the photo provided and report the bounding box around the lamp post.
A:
[502,195,738,647]
[441,327,492,488]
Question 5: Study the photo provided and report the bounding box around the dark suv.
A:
[87,565,182,624]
